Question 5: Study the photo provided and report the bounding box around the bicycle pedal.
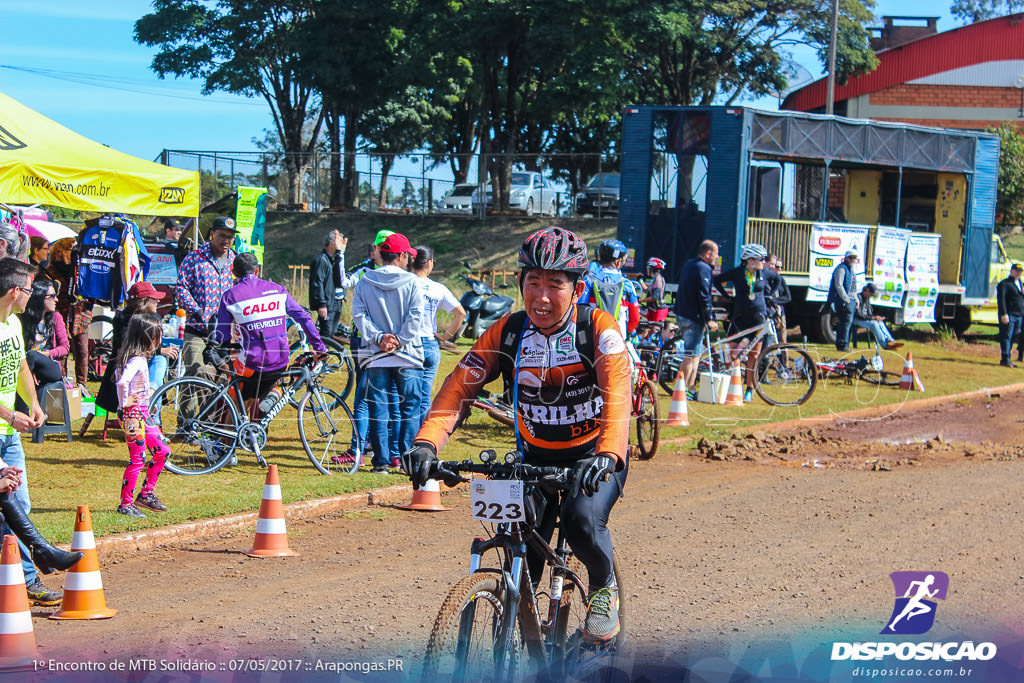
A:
[255,453,268,468]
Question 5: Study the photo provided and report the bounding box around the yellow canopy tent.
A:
[0,91,199,217]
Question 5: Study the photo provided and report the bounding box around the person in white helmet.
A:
[713,244,776,402]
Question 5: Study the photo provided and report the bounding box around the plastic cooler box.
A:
[697,371,730,404]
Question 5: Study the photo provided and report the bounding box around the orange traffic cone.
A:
[724,365,745,406]
[50,506,116,620]
[665,367,690,426]
[401,478,449,512]
[0,535,37,669]
[899,352,926,392]
[245,465,298,557]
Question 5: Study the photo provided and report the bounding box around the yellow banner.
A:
[0,91,199,216]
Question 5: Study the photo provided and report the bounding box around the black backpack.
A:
[497,305,598,403]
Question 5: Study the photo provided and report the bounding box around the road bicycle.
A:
[148,348,357,475]
[422,453,625,681]
[631,352,659,460]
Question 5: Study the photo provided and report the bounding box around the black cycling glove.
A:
[402,442,437,490]
[574,454,615,497]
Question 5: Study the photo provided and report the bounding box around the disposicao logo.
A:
[831,571,997,663]
[882,571,947,635]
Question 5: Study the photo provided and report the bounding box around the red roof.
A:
[782,13,1024,112]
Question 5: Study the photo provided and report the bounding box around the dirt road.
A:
[23,392,1024,682]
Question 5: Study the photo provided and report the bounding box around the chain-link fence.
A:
[157,150,620,218]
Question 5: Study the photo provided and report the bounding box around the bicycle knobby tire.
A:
[424,572,520,681]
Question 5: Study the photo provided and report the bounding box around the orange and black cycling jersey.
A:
[416,305,631,465]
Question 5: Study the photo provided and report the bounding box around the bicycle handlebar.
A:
[429,456,571,490]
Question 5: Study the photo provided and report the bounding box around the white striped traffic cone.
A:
[401,478,449,512]
[665,367,690,426]
[724,365,745,406]
[899,352,925,392]
[246,465,298,557]
[50,506,117,620]
[0,535,36,669]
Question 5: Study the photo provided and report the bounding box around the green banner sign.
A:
[234,185,268,264]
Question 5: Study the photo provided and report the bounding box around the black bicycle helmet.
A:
[597,239,628,263]
[517,227,589,274]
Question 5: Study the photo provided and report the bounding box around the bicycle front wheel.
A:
[634,379,660,460]
[424,572,521,682]
[297,388,357,475]
[754,344,818,407]
[148,377,241,475]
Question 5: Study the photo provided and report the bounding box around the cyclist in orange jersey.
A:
[404,226,631,645]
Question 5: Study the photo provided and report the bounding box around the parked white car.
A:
[437,183,477,214]
[473,172,559,215]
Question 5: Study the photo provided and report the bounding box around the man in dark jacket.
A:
[309,230,347,339]
[674,240,719,393]
[828,250,859,352]
[996,263,1024,367]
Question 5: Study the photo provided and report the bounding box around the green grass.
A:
[655,328,1009,447]
[27,324,1012,543]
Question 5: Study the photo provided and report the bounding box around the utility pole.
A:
[826,0,839,115]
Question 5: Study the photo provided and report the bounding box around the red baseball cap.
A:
[379,232,417,256]
[128,281,166,300]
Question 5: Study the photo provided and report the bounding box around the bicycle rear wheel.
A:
[424,572,521,682]
[148,377,241,475]
[754,344,817,406]
[297,387,357,475]
[634,380,659,460]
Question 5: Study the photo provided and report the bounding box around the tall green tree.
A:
[449,0,605,210]
[951,0,1023,22]
[991,124,1024,230]
[600,0,878,107]
[135,0,324,204]
[362,86,455,210]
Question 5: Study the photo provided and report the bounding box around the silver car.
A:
[473,172,559,215]
[437,183,477,214]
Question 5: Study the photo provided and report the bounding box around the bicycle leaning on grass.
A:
[422,452,625,681]
[147,345,357,475]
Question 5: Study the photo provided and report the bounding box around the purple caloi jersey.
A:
[212,274,326,372]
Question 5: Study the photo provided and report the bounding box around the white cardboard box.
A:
[697,371,730,404]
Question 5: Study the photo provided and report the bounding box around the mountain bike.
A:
[148,349,357,475]
[671,317,815,406]
[631,354,659,460]
[422,454,625,681]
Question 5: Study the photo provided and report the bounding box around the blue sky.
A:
[1,0,956,162]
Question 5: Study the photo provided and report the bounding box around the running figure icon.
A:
[888,574,938,631]
[882,571,949,635]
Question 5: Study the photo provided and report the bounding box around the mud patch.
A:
[685,390,1024,469]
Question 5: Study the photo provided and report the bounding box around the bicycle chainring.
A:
[237,422,268,453]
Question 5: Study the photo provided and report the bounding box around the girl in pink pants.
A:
[114,313,170,518]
